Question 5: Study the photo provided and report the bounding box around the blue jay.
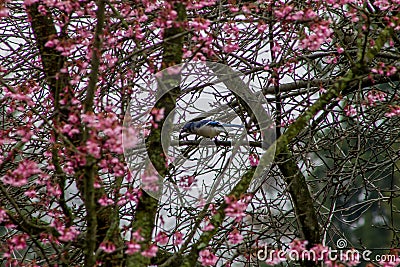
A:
[181,119,244,138]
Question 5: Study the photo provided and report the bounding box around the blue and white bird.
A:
[181,119,244,138]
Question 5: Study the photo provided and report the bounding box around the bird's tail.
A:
[221,123,244,128]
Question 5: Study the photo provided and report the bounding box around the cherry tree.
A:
[0,0,400,267]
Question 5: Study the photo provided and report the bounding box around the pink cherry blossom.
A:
[228,230,243,244]
[344,104,357,117]
[173,231,183,245]
[190,17,211,31]
[2,160,41,187]
[51,220,80,242]
[58,226,80,242]
[122,126,138,149]
[37,4,47,15]
[385,105,400,117]
[224,195,252,222]
[186,0,216,10]
[100,241,116,253]
[366,90,387,106]
[166,65,182,75]
[126,241,141,255]
[15,126,33,142]
[151,107,165,122]
[300,21,333,51]
[132,230,144,242]
[62,123,80,137]
[44,39,59,48]
[24,0,38,6]
[223,42,239,53]
[46,182,62,198]
[274,5,293,19]
[249,153,259,167]
[98,195,114,206]
[155,231,169,245]
[122,188,141,204]
[387,66,397,76]
[142,173,159,192]
[202,220,215,231]
[199,249,218,266]
[24,189,37,198]
[0,7,9,18]
[179,175,196,190]
[337,46,344,54]
[0,208,8,223]
[68,113,79,123]
[8,234,28,250]
[229,5,239,12]
[141,244,158,258]
[373,0,391,10]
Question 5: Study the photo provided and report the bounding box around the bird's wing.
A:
[221,123,244,128]
[204,120,224,127]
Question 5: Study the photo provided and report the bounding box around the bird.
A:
[180,119,244,138]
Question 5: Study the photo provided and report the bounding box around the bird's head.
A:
[179,122,193,139]
[180,122,192,133]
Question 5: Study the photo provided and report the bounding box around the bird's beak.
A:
[179,129,187,139]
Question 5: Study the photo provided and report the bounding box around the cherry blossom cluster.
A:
[366,90,388,106]
[2,234,29,260]
[274,5,317,22]
[3,86,35,113]
[342,88,400,118]
[125,230,158,258]
[2,160,42,187]
[154,230,184,247]
[224,194,252,222]
[57,111,134,180]
[199,248,218,266]
[371,62,398,77]
[51,220,80,242]
[300,20,333,51]
[344,104,357,117]
[178,175,197,190]
[141,173,160,192]
[373,0,400,12]
[99,229,159,258]
[249,153,259,167]
[384,105,400,117]
[150,107,165,129]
